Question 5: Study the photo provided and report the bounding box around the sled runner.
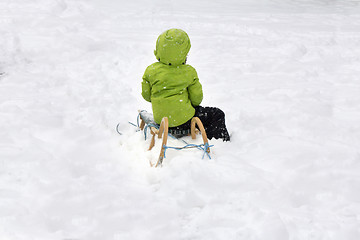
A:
[138,110,212,167]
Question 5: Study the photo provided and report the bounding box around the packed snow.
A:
[1,0,360,239]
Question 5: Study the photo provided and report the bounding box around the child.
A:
[141,29,230,141]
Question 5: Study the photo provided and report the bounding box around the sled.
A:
[138,110,211,167]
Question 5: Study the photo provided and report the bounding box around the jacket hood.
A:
[154,29,191,66]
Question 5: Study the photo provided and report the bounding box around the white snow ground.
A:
[1,0,360,239]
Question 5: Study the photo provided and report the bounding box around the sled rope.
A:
[163,142,213,160]
[128,121,138,128]
[116,121,140,135]
[116,123,122,135]
[143,123,159,140]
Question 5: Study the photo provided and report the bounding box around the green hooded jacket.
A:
[142,29,203,127]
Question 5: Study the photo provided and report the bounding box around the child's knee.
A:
[214,108,225,119]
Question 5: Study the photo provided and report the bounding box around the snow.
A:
[1,0,360,239]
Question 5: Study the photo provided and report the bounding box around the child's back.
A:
[142,29,203,127]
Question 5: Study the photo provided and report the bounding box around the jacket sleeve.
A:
[188,72,203,106]
[141,72,151,102]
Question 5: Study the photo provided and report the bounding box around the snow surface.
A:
[1,0,360,239]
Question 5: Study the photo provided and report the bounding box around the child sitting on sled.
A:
[141,28,230,141]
